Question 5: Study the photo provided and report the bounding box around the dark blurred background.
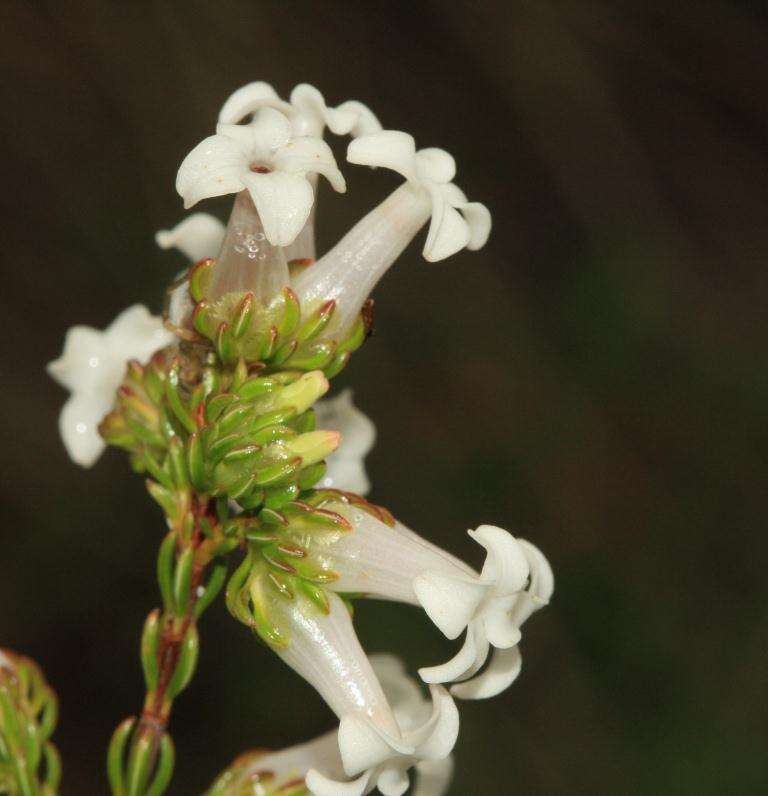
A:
[1,1,767,793]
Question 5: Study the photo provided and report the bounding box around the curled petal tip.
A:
[218,81,284,124]
[450,646,523,700]
[347,131,417,180]
[462,202,492,250]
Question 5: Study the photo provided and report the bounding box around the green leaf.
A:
[237,376,278,401]
[186,433,206,490]
[192,300,215,337]
[249,408,297,434]
[263,483,300,509]
[221,445,261,465]
[125,415,166,450]
[188,382,207,413]
[167,437,188,489]
[216,322,236,364]
[107,717,135,796]
[140,610,162,692]
[298,461,326,489]
[270,339,297,366]
[292,556,338,584]
[146,733,175,796]
[297,300,336,343]
[218,403,254,436]
[231,293,254,339]
[231,358,248,391]
[206,393,237,424]
[164,362,196,434]
[257,507,287,526]
[324,350,351,379]
[225,555,254,625]
[189,257,214,302]
[285,340,336,370]
[42,742,61,791]
[194,560,228,620]
[157,533,176,612]
[143,362,166,405]
[206,433,241,465]
[38,691,58,742]
[126,729,154,796]
[172,547,195,616]
[337,313,367,354]
[142,451,174,491]
[146,481,177,518]
[277,287,300,337]
[299,581,331,614]
[235,487,265,511]
[293,409,316,434]
[254,457,302,487]
[222,472,256,500]
[165,626,199,699]
[258,325,279,360]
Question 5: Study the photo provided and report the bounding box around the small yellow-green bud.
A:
[284,430,341,467]
[271,370,329,414]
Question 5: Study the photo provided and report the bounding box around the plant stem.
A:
[108,493,227,796]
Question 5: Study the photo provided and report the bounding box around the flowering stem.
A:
[107,493,230,796]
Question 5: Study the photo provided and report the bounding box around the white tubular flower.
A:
[217,82,381,264]
[47,306,174,467]
[349,132,491,262]
[219,81,382,139]
[212,655,453,796]
[155,212,225,263]
[291,130,491,337]
[175,107,345,246]
[209,732,343,795]
[314,390,376,495]
[306,683,457,796]
[321,503,552,700]
[268,592,456,796]
[275,592,399,738]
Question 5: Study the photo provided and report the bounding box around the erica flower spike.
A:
[46,80,551,796]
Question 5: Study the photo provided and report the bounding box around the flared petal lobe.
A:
[243,170,315,248]
[59,392,113,467]
[176,134,246,209]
